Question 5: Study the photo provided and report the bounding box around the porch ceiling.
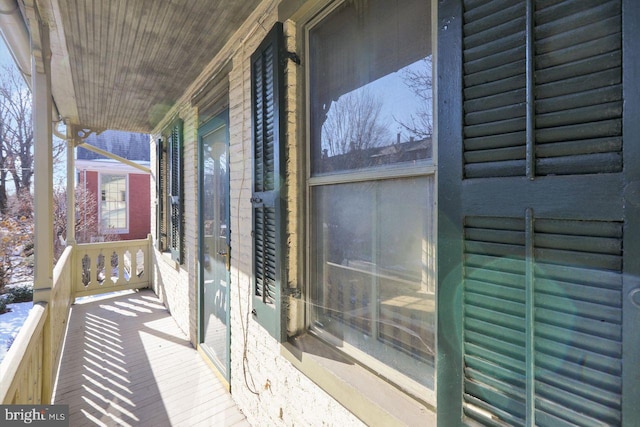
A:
[44,0,261,133]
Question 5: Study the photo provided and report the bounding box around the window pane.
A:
[101,174,127,231]
[310,176,435,389]
[309,0,432,176]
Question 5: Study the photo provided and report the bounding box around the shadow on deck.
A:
[52,289,249,427]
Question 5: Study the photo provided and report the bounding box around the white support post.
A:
[66,126,76,245]
[32,20,53,304]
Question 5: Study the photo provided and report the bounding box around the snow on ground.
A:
[0,301,34,363]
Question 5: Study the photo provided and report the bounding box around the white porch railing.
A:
[0,235,153,404]
[73,237,152,298]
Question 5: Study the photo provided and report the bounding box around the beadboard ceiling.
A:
[45,0,261,133]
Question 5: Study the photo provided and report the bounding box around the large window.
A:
[100,174,128,232]
[308,0,435,392]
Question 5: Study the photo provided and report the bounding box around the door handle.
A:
[217,247,230,270]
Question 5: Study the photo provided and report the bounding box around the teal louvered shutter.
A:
[168,120,184,263]
[156,138,165,251]
[251,22,286,341]
[438,1,639,426]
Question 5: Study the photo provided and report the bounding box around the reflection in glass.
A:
[201,121,229,377]
[309,0,433,175]
[310,177,435,388]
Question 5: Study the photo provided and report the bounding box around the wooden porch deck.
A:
[52,289,250,427]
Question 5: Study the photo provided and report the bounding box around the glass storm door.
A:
[199,111,230,380]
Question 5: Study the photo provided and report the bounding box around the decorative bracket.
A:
[69,124,106,147]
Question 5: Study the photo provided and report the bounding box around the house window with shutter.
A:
[158,119,184,263]
[307,0,436,395]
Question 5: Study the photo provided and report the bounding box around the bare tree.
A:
[53,186,119,261]
[0,65,64,214]
[0,65,33,200]
[322,89,390,158]
[395,56,433,139]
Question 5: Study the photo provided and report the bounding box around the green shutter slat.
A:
[536,16,620,54]
[465,365,525,399]
[464,84,525,115]
[534,248,621,272]
[536,52,621,87]
[465,240,526,259]
[535,119,621,144]
[464,394,526,427]
[537,153,623,176]
[535,411,584,427]
[466,342,525,374]
[536,367,621,409]
[536,137,622,159]
[463,1,523,38]
[464,381,526,425]
[464,131,525,151]
[536,323,621,359]
[535,337,622,376]
[535,306,621,339]
[535,232,621,255]
[465,102,526,126]
[464,146,526,164]
[537,101,622,129]
[465,227,525,245]
[535,0,618,27]
[465,253,525,274]
[465,117,526,138]
[535,278,621,307]
[536,34,622,69]
[465,330,525,363]
[465,71,525,101]
[535,394,620,427]
[534,263,622,290]
[465,273,525,293]
[466,356,526,390]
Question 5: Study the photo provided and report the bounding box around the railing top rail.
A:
[53,246,74,285]
[75,237,151,250]
[0,302,48,403]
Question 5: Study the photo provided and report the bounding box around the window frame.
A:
[98,172,129,234]
[303,0,438,405]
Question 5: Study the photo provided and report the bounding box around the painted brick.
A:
[149,2,367,426]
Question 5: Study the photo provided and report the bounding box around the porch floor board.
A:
[52,289,250,427]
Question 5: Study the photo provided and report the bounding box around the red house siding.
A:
[77,169,150,241]
[127,173,151,240]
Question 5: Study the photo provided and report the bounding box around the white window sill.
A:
[159,250,180,270]
[281,334,435,427]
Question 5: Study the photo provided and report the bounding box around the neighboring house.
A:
[0,1,638,426]
[75,131,151,241]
